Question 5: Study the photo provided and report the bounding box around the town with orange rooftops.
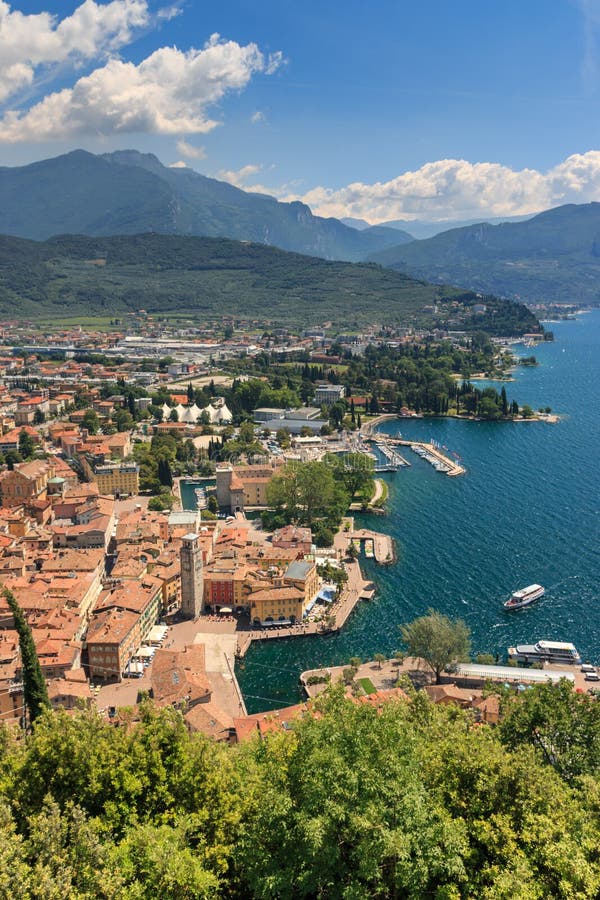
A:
[0,311,581,745]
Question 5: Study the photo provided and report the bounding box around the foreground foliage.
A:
[0,687,599,898]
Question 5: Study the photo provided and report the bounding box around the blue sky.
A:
[2,0,600,221]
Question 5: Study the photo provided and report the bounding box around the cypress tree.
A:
[3,588,49,726]
[501,386,508,417]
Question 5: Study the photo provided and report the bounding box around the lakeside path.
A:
[370,477,385,505]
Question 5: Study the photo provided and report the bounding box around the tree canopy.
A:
[1,688,600,897]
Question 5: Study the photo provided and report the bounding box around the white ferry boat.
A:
[503,583,545,611]
[507,640,582,666]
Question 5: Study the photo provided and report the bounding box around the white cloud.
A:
[176,139,206,160]
[0,0,151,103]
[168,160,188,168]
[273,152,600,222]
[250,110,265,124]
[0,34,282,142]
[217,163,263,187]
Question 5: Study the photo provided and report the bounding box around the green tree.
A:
[148,403,164,423]
[374,652,386,670]
[3,588,49,726]
[18,430,35,460]
[238,421,256,446]
[112,408,134,432]
[32,409,45,425]
[81,409,100,435]
[4,449,22,470]
[207,495,218,514]
[498,679,600,781]
[169,408,179,423]
[401,609,471,683]
[325,451,374,499]
[148,494,175,511]
[275,427,291,448]
[157,457,173,488]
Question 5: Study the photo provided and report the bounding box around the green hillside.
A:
[0,232,541,332]
[0,150,412,262]
[369,202,600,305]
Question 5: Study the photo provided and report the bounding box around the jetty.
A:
[369,437,411,471]
[383,438,465,476]
[341,528,395,564]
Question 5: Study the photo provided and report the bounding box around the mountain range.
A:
[0,150,412,263]
[341,214,533,240]
[369,203,600,305]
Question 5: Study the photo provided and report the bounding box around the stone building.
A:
[180,533,204,619]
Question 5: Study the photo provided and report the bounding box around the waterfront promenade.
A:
[235,556,372,657]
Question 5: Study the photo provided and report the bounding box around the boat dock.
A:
[343,528,395,564]
[370,438,411,471]
[383,438,465,476]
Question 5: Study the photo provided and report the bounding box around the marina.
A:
[394,438,466,476]
[369,437,411,471]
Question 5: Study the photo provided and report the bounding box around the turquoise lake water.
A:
[236,313,600,713]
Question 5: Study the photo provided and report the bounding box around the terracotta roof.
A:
[152,645,211,707]
[234,702,314,742]
[184,701,233,739]
[86,608,139,646]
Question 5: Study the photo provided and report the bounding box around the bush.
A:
[314,525,334,547]
[148,494,174,511]
[342,667,356,685]
[476,653,496,665]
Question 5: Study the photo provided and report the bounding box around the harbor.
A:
[368,437,411,471]
[385,437,466,476]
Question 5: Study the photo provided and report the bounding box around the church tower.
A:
[180,533,203,619]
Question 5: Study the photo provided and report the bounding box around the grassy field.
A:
[358,677,377,695]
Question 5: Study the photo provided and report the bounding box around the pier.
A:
[383,438,465,476]
[339,528,396,564]
[370,438,411,471]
